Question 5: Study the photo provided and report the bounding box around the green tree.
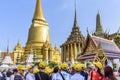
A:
[114,35,120,48]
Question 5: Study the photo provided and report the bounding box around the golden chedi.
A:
[17,0,61,63]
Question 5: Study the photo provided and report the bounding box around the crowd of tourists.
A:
[0,61,120,80]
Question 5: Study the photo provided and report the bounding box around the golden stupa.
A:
[13,0,61,64]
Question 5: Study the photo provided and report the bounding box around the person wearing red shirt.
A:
[91,61,103,80]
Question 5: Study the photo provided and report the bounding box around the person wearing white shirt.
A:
[25,66,35,80]
[52,66,63,80]
[60,70,71,80]
[71,64,84,80]
[71,73,84,80]
[59,63,71,80]
[10,69,18,80]
[52,72,63,80]
[26,72,35,80]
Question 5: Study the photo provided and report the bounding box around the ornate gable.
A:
[82,34,97,54]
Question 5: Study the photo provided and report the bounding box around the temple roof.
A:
[91,35,120,52]
[2,52,13,60]
[80,34,120,60]
[62,5,85,45]
[1,56,13,64]
[79,51,120,60]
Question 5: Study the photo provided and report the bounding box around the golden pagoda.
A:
[13,0,61,64]
[13,40,24,64]
[60,4,85,63]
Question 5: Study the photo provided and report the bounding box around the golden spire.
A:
[33,0,46,22]
[17,39,21,46]
[6,40,9,56]
[73,0,79,28]
[95,12,104,35]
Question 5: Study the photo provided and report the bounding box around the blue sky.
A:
[0,0,120,52]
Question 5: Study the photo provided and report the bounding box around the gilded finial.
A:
[98,42,102,49]
[17,39,21,46]
[33,0,44,20]
[87,27,89,34]
[73,0,78,28]
[6,40,9,56]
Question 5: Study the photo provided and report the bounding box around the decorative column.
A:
[74,43,77,60]
[67,45,70,62]
[64,46,66,62]
[33,50,37,64]
[50,48,54,62]
[44,48,48,62]
[70,44,74,63]
[61,47,64,63]
[25,54,27,67]
[16,53,21,65]
[78,43,81,53]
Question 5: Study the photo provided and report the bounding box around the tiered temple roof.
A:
[63,7,85,45]
[79,34,120,60]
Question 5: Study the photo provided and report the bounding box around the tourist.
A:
[2,69,7,80]
[103,66,117,80]
[9,69,18,80]
[25,66,35,80]
[0,69,3,80]
[86,67,93,80]
[51,66,63,80]
[70,64,76,75]
[33,68,39,74]
[35,61,49,80]
[14,65,26,80]
[60,63,71,80]
[80,64,88,80]
[44,67,53,79]
[118,67,120,80]
[6,69,12,78]
[90,61,103,80]
[71,64,84,80]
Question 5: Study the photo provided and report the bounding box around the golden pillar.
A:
[67,45,70,61]
[64,46,66,62]
[78,43,81,53]
[70,44,74,62]
[50,49,53,61]
[44,48,48,61]
[61,47,64,62]
[74,43,77,60]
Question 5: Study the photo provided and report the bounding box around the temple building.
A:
[79,33,120,67]
[1,45,13,65]
[61,5,85,63]
[79,13,120,68]
[13,40,24,64]
[93,12,120,41]
[13,0,61,64]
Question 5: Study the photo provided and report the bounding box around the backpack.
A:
[14,75,23,80]
[1,72,7,80]
[24,72,29,80]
